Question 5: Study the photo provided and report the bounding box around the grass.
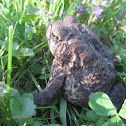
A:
[0,0,126,125]
[4,25,13,126]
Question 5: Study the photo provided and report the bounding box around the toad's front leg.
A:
[34,69,66,106]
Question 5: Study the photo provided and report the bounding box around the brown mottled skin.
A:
[34,15,125,110]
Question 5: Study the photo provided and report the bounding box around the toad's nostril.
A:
[94,43,100,51]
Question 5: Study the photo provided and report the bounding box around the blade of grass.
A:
[28,70,42,92]
[67,108,72,126]
[1,56,6,82]
[60,96,67,126]
[4,25,13,126]
[36,106,56,110]
[53,0,64,19]
[35,0,48,26]
[44,68,48,86]
[69,106,80,126]
[59,0,64,17]
[50,108,55,124]
[66,0,79,15]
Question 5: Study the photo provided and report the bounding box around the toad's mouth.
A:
[49,39,68,58]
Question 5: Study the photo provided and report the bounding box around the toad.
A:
[34,15,125,110]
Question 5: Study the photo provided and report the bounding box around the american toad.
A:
[34,15,125,110]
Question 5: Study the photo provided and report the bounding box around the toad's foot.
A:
[108,83,125,111]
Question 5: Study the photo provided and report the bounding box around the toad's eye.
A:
[52,32,59,41]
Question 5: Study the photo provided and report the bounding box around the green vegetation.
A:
[0,0,126,125]
[89,92,126,126]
